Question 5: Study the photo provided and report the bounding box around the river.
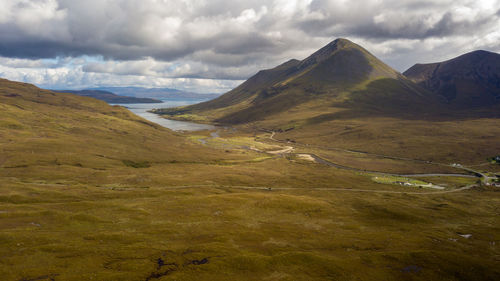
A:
[114,100,216,131]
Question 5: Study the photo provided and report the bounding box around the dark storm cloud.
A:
[296,1,500,40]
[0,0,278,63]
[342,12,496,40]
[212,33,277,55]
[2,0,498,61]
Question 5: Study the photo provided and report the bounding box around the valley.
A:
[180,126,485,190]
[1,37,500,281]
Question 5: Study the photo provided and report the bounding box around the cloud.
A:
[0,56,242,93]
[0,0,499,91]
[297,0,499,40]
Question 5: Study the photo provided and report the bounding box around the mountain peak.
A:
[321,38,356,49]
[469,49,494,55]
[302,38,356,64]
[294,38,399,83]
[330,37,355,47]
[452,49,499,63]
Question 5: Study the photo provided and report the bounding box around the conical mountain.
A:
[157,38,433,125]
[404,50,500,107]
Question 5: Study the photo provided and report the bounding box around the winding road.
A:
[153,183,476,195]
[265,131,479,180]
[188,128,485,194]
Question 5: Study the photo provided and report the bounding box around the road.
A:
[192,128,484,194]
[28,179,477,195]
[154,183,476,195]
[265,131,479,179]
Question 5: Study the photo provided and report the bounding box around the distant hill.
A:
[53,89,162,104]
[404,50,500,107]
[154,38,435,124]
[88,87,221,100]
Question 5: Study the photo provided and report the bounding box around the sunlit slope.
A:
[156,38,435,124]
[0,78,219,180]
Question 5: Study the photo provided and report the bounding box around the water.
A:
[114,100,216,131]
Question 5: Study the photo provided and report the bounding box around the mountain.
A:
[53,89,162,104]
[154,38,435,125]
[153,39,500,165]
[88,86,221,100]
[404,50,500,107]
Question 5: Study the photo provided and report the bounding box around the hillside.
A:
[0,78,229,183]
[404,50,500,107]
[53,89,162,104]
[154,38,435,124]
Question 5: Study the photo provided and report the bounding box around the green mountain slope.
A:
[155,38,434,125]
[404,50,500,107]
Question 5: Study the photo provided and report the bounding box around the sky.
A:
[0,0,499,93]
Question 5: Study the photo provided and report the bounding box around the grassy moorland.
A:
[260,111,500,169]
[2,177,499,281]
[1,77,499,281]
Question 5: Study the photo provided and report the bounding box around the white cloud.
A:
[0,56,242,93]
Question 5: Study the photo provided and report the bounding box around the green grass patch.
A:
[487,156,500,164]
[371,175,429,187]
